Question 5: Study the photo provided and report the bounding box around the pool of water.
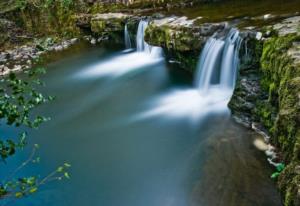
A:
[2,42,282,206]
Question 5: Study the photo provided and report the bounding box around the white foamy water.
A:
[134,28,242,122]
[134,87,232,122]
[75,52,163,79]
[75,20,164,79]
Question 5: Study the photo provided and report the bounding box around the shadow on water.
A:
[3,42,282,206]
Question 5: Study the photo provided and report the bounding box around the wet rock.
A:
[143,16,225,72]
[90,13,132,34]
[90,38,96,44]
[145,16,226,49]
[0,37,81,75]
[273,16,300,36]
[12,65,22,71]
[54,45,64,51]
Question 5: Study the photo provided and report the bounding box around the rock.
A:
[90,13,132,34]
[90,38,96,44]
[255,32,262,40]
[54,45,63,51]
[273,16,300,36]
[253,138,269,151]
[70,38,78,44]
[143,15,225,72]
[145,16,225,52]
[12,65,22,71]
[295,165,300,175]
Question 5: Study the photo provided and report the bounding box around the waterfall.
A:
[76,20,164,79]
[195,28,242,92]
[134,28,242,122]
[124,24,132,49]
[136,20,163,57]
[136,20,150,52]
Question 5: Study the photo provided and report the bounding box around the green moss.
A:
[90,2,126,14]
[144,23,203,73]
[257,33,300,206]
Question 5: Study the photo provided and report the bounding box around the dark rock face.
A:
[229,34,263,127]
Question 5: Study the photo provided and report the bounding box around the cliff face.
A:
[229,16,300,206]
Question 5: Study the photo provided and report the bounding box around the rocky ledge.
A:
[144,16,226,72]
[91,13,132,34]
[0,38,78,76]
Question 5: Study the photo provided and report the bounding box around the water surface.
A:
[4,42,282,206]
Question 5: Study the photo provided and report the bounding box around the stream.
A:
[2,24,283,206]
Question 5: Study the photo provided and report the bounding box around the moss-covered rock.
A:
[90,13,131,34]
[144,16,225,72]
[230,16,300,206]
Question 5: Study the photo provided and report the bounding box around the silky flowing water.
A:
[2,40,282,206]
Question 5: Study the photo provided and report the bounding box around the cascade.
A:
[195,28,242,92]
[124,24,132,49]
[135,28,242,121]
[136,20,150,52]
[136,20,163,57]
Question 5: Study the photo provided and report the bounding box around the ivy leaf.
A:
[276,163,285,172]
[271,172,280,179]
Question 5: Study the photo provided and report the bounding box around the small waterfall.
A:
[136,20,163,57]
[195,28,242,92]
[124,24,132,49]
[136,20,150,52]
[134,28,242,122]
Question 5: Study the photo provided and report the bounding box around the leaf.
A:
[276,163,285,172]
[271,172,280,179]
[57,166,64,172]
[64,163,71,168]
[29,187,37,194]
[15,192,23,198]
[64,172,70,179]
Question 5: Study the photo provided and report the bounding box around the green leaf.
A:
[276,163,285,172]
[64,172,70,179]
[271,172,280,179]
[57,166,64,172]
[15,192,23,198]
[29,187,37,194]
